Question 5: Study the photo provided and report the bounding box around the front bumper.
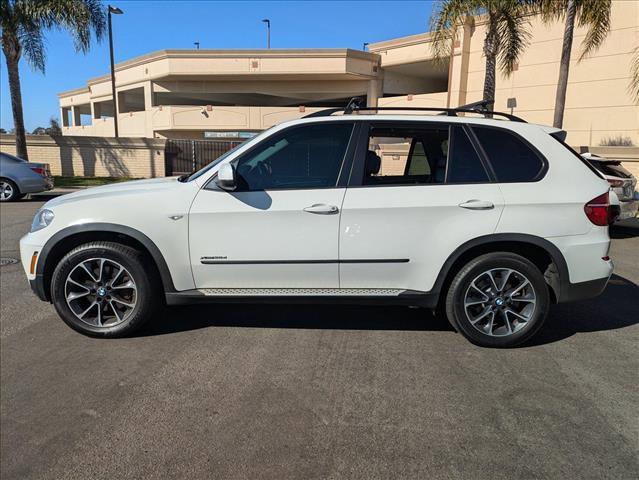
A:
[29,277,48,302]
[20,233,49,301]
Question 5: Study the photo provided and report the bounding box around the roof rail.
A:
[303,97,526,122]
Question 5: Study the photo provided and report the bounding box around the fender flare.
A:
[430,233,569,300]
[36,223,176,298]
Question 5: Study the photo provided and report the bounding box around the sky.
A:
[0,0,436,132]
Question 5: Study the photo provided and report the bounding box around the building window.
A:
[93,100,115,119]
[117,87,145,113]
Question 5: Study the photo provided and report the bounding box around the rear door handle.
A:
[303,204,339,215]
[458,199,494,210]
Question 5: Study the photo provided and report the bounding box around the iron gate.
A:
[165,139,242,176]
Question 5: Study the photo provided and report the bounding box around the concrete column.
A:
[60,107,69,127]
[72,106,81,127]
[456,17,474,107]
[143,81,154,137]
[367,78,379,107]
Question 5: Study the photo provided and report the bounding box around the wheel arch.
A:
[36,223,176,302]
[432,233,569,306]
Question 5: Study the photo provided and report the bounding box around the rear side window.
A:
[447,127,489,183]
[473,126,544,182]
[363,125,449,185]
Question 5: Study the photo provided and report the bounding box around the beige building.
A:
[59,1,638,148]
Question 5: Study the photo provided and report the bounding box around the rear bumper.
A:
[617,198,638,220]
[20,176,54,194]
[557,275,610,303]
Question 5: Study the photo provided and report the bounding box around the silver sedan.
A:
[0,152,54,202]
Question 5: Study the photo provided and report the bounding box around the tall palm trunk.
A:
[482,14,499,108]
[554,0,576,129]
[1,33,28,160]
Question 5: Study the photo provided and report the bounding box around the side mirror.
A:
[216,163,237,191]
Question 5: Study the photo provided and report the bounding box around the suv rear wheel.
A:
[51,241,159,337]
[445,252,549,348]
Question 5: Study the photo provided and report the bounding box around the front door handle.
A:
[303,204,339,215]
[458,199,495,210]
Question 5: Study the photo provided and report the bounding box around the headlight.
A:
[31,209,55,232]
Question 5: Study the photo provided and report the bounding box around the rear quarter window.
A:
[472,126,545,182]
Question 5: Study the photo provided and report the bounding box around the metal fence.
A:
[165,139,242,176]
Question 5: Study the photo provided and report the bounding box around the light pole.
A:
[194,41,200,50]
[108,5,123,137]
[262,19,271,49]
[363,42,369,51]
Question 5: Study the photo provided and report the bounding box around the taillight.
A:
[584,192,615,226]
[607,179,623,187]
[30,167,46,176]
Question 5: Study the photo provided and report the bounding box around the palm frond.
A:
[495,0,531,76]
[531,0,568,23]
[21,0,105,53]
[629,46,639,103]
[577,0,611,60]
[430,0,480,64]
[18,19,45,72]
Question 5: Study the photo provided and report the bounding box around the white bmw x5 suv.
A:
[20,105,615,347]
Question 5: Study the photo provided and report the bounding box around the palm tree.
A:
[431,0,531,108]
[535,0,611,128]
[0,0,105,160]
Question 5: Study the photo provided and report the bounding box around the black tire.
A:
[445,252,549,348]
[50,241,160,338]
[0,178,20,202]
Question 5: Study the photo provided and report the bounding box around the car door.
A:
[339,122,505,293]
[189,121,357,290]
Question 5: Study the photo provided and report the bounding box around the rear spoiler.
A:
[550,130,567,142]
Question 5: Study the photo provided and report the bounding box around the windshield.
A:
[183,127,276,182]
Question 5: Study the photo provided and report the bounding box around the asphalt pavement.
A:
[1,199,637,479]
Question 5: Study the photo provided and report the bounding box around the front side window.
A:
[472,126,545,182]
[234,123,353,191]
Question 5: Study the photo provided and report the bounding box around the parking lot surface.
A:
[1,200,638,479]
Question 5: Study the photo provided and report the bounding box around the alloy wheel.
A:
[0,181,14,201]
[463,268,536,337]
[64,258,137,327]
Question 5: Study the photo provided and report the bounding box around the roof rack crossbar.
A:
[303,97,526,123]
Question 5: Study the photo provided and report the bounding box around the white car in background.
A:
[581,152,638,221]
[19,103,615,348]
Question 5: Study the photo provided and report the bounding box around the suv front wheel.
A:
[51,241,159,337]
[445,252,550,348]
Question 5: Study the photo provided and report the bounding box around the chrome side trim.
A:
[197,288,406,296]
